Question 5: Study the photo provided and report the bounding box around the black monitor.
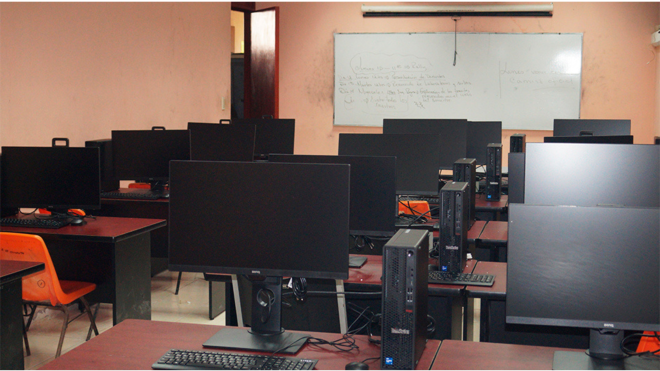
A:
[524,143,659,208]
[553,119,631,137]
[383,118,468,169]
[507,204,660,368]
[232,118,295,159]
[269,154,396,237]
[188,122,256,162]
[466,121,502,165]
[1,146,101,211]
[543,135,634,144]
[338,133,442,196]
[111,129,190,189]
[168,160,349,354]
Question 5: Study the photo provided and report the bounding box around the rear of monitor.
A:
[524,143,660,208]
[338,133,442,196]
[85,139,120,192]
[111,129,190,193]
[553,119,631,137]
[188,122,256,162]
[467,121,502,165]
[544,135,634,144]
[232,118,295,159]
[383,118,468,169]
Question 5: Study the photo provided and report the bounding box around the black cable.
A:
[291,277,307,301]
[407,207,438,227]
[360,356,381,364]
[621,331,660,358]
[282,290,382,298]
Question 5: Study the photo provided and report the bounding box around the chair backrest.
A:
[0,232,63,305]
[37,209,86,216]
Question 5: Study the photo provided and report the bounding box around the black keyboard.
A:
[152,349,318,370]
[101,191,163,200]
[428,271,495,287]
[0,217,69,229]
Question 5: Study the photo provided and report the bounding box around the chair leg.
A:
[175,271,183,295]
[22,317,31,357]
[80,297,99,341]
[24,303,37,332]
[55,305,69,358]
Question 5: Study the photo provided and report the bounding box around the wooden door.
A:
[246,7,279,119]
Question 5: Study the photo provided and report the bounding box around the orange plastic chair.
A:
[127,182,151,189]
[37,209,85,216]
[398,200,431,217]
[0,232,99,358]
[637,331,660,353]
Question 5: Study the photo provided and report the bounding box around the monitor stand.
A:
[203,276,310,354]
[553,329,660,370]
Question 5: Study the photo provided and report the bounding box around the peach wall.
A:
[0,2,231,148]
[259,2,659,160]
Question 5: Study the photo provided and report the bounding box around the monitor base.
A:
[203,327,310,354]
[553,351,660,370]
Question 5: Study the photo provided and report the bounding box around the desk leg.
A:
[451,295,465,340]
[208,281,226,320]
[0,280,24,370]
[113,233,151,325]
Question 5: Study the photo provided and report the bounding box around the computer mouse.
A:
[345,361,369,370]
[69,218,85,226]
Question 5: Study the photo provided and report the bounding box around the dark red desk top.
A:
[0,260,44,285]
[345,254,477,296]
[1,215,166,243]
[478,220,508,245]
[432,339,583,370]
[475,194,508,211]
[41,319,440,370]
[466,261,507,300]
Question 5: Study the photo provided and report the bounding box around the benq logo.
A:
[604,323,615,328]
[391,328,410,335]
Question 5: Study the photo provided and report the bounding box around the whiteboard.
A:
[334,33,582,130]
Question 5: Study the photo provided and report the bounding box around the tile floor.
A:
[22,270,480,369]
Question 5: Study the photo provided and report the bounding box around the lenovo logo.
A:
[391,328,410,335]
[445,245,459,250]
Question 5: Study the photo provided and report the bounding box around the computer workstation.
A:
[232,118,296,160]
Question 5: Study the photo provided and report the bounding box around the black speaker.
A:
[452,158,476,229]
[486,143,502,201]
[437,182,468,274]
[510,133,526,153]
[508,152,525,204]
[381,229,429,370]
[85,138,119,192]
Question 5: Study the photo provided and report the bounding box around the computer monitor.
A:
[168,160,349,354]
[524,143,659,208]
[543,135,634,144]
[1,146,101,211]
[111,129,190,190]
[188,122,256,162]
[507,204,659,368]
[383,118,468,169]
[232,118,295,159]
[553,119,631,137]
[338,133,442,196]
[269,154,396,237]
[466,121,502,165]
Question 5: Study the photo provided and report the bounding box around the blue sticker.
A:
[441,266,448,272]
[385,358,394,365]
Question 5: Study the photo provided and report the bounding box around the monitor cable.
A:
[621,331,660,358]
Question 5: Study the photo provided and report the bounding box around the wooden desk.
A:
[465,261,589,348]
[475,221,508,262]
[97,189,170,275]
[1,215,166,324]
[431,339,583,370]
[40,319,441,370]
[0,260,45,370]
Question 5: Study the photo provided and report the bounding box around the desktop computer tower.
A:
[85,139,119,192]
[438,182,468,274]
[510,134,526,153]
[655,136,660,145]
[485,143,502,201]
[381,229,429,370]
[508,152,525,204]
[452,158,476,228]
